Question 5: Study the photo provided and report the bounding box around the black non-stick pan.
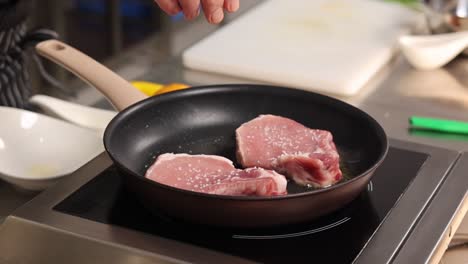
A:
[36,40,388,228]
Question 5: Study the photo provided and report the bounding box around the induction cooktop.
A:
[53,147,424,264]
[0,139,467,264]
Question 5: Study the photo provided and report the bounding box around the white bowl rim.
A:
[0,106,104,181]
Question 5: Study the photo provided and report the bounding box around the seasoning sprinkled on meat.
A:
[145,153,287,196]
[236,115,342,188]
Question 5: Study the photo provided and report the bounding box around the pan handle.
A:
[35,39,147,111]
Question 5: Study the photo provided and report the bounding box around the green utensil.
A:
[409,116,468,135]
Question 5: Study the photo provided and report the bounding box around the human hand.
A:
[154,0,239,24]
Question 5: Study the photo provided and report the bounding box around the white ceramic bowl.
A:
[0,106,103,191]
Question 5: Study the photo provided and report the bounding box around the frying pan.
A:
[36,40,388,228]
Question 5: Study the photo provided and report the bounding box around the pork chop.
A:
[145,153,287,196]
[236,115,342,188]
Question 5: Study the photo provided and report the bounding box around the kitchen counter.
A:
[2,1,468,262]
[58,2,468,153]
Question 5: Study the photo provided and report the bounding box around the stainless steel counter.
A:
[116,54,468,152]
[0,139,463,264]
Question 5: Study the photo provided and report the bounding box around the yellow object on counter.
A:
[131,81,189,96]
[158,83,190,94]
[131,81,164,96]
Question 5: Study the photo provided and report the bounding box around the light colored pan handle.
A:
[35,39,147,111]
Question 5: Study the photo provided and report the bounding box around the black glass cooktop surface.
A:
[54,147,428,263]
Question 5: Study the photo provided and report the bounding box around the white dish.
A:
[0,106,103,191]
[399,31,468,70]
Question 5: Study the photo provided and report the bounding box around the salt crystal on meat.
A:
[145,153,287,196]
[236,115,342,188]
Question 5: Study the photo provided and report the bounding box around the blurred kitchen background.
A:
[29,0,163,94]
[35,0,160,61]
[26,0,259,105]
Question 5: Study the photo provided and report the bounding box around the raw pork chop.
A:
[236,115,342,188]
[145,153,287,196]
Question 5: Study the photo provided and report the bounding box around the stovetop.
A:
[53,148,426,264]
[0,139,466,264]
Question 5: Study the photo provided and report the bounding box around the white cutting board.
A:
[182,0,420,96]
